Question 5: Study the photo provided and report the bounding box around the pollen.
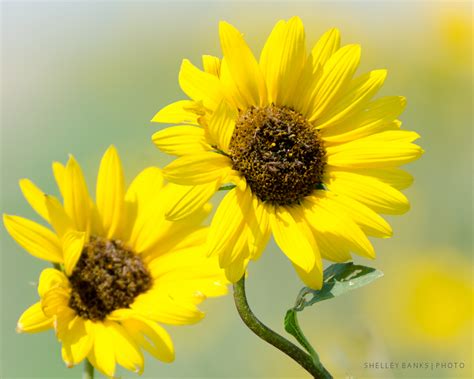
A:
[228,105,326,205]
[68,236,152,321]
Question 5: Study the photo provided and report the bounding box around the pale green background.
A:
[1,1,472,378]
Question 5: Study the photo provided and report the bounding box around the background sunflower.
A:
[1,1,472,378]
[3,146,228,377]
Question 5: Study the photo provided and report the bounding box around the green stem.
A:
[233,277,332,379]
[83,359,94,379]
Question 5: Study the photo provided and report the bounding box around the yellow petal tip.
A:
[374,69,388,79]
[18,178,29,186]
[219,20,230,28]
[193,290,207,301]
[399,96,408,108]
[105,144,117,153]
[63,359,75,369]
[288,15,303,24]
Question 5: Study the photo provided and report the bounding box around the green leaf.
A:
[294,262,383,311]
[218,184,236,191]
[283,262,381,373]
[284,309,320,365]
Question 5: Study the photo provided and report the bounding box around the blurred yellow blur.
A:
[368,249,472,345]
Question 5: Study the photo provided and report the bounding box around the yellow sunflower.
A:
[3,146,227,377]
[151,17,423,289]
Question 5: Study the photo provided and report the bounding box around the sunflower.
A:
[151,17,423,289]
[3,146,227,377]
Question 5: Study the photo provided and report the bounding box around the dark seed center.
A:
[68,236,152,321]
[228,105,326,206]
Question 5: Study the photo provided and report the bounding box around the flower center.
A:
[68,236,152,321]
[228,105,326,206]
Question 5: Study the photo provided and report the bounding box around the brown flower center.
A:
[68,236,152,321]
[228,105,326,206]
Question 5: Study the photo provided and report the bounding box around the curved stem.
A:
[83,359,94,379]
[233,276,332,379]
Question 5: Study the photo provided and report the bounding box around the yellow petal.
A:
[219,57,248,110]
[163,152,231,185]
[314,232,352,263]
[202,55,221,77]
[315,69,387,129]
[164,182,218,221]
[349,167,414,190]
[149,247,229,297]
[60,317,93,368]
[38,268,68,297]
[131,290,205,325]
[224,257,249,283]
[207,100,238,153]
[328,193,392,238]
[247,197,271,260]
[52,161,66,198]
[109,322,144,374]
[305,193,375,259]
[44,195,74,237]
[88,322,116,377]
[321,96,406,142]
[311,28,341,68]
[129,190,207,257]
[327,139,423,168]
[302,197,353,262]
[62,155,92,232]
[123,167,164,242]
[260,16,306,105]
[288,55,321,117]
[292,262,323,290]
[89,202,105,237]
[309,44,361,121]
[219,222,250,274]
[19,179,50,222]
[323,120,400,146]
[179,59,223,110]
[42,286,70,317]
[17,302,54,333]
[3,214,63,262]
[207,188,251,266]
[290,205,323,269]
[291,28,340,116]
[121,316,175,363]
[152,125,209,156]
[128,194,166,254]
[62,230,86,276]
[219,21,267,107]
[144,226,207,260]
[125,166,164,207]
[354,130,420,143]
[128,184,210,255]
[151,100,201,125]
[96,146,125,239]
[326,170,410,214]
[270,206,316,273]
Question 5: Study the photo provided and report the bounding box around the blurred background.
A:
[1,1,472,378]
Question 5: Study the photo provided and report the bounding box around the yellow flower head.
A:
[152,17,423,289]
[3,146,228,377]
